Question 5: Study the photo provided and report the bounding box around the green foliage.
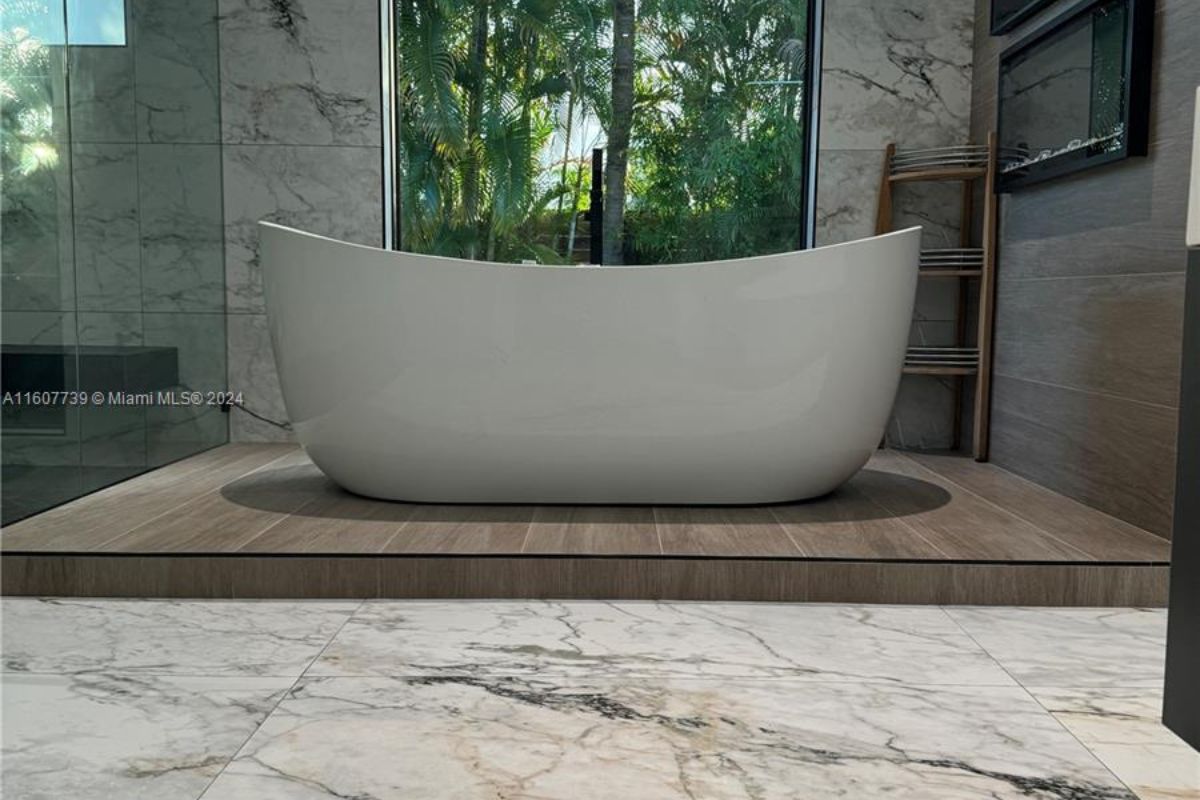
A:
[2,1,62,176]
[394,0,809,264]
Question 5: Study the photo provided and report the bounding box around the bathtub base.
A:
[303,443,874,506]
[0,443,1170,606]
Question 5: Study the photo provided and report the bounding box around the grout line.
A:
[515,513,536,556]
[1026,693,1165,799]
[938,606,1142,798]
[92,446,304,552]
[890,452,1094,562]
[517,508,537,555]
[221,141,384,149]
[999,271,1184,283]
[765,507,815,558]
[193,600,365,800]
[378,513,417,554]
[763,509,808,558]
[227,508,309,553]
[373,507,420,555]
[909,452,1170,549]
[990,372,1180,413]
[653,507,665,556]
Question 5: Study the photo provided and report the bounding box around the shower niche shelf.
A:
[876,135,1000,461]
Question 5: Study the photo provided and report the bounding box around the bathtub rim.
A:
[258,221,923,272]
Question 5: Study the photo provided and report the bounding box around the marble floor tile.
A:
[944,607,1168,687]
[2,672,291,800]
[1,598,357,677]
[1027,688,1200,800]
[199,676,1132,799]
[311,601,1016,686]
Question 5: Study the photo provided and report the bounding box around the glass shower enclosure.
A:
[1,0,227,524]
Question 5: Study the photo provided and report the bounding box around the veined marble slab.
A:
[1028,687,1200,800]
[221,144,383,315]
[1,599,357,677]
[226,313,292,442]
[218,0,381,146]
[944,607,1168,688]
[133,0,221,144]
[71,143,141,313]
[1,673,291,800]
[311,601,1016,686]
[200,676,1133,799]
[138,145,225,313]
[819,0,974,151]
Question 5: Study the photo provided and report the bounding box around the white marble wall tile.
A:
[200,676,1133,800]
[816,148,964,449]
[944,608,1168,687]
[312,601,1015,686]
[814,151,963,249]
[215,1,384,442]
[0,311,77,350]
[1,598,357,676]
[820,0,975,151]
[219,0,382,146]
[76,310,142,348]
[1026,688,1200,799]
[815,150,881,246]
[77,311,148,470]
[133,0,221,143]
[143,312,229,464]
[226,313,293,442]
[910,319,961,348]
[66,45,136,144]
[222,144,383,314]
[886,374,959,450]
[1,148,76,313]
[816,0,976,450]
[138,144,225,312]
[894,181,965,249]
[1,673,291,800]
[71,143,141,312]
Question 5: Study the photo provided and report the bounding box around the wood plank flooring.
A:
[0,443,1170,563]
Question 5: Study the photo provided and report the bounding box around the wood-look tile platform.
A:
[0,444,1170,604]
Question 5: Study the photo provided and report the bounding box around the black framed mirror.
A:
[991,0,1056,35]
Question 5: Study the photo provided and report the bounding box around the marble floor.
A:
[1,599,1195,799]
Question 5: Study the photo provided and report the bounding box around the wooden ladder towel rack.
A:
[875,131,999,461]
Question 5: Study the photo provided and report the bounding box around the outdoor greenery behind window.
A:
[394,0,813,265]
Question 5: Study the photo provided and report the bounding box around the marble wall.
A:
[816,0,976,449]
[219,0,973,445]
[219,0,384,441]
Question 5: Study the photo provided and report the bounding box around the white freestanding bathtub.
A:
[260,223,921,504]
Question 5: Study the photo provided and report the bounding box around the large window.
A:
[389,0,818,264]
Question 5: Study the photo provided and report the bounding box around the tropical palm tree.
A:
[392,0,811,265]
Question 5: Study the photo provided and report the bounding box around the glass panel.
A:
[1,0,83,523]
[394,0,812,265]
[0,0,226,525]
